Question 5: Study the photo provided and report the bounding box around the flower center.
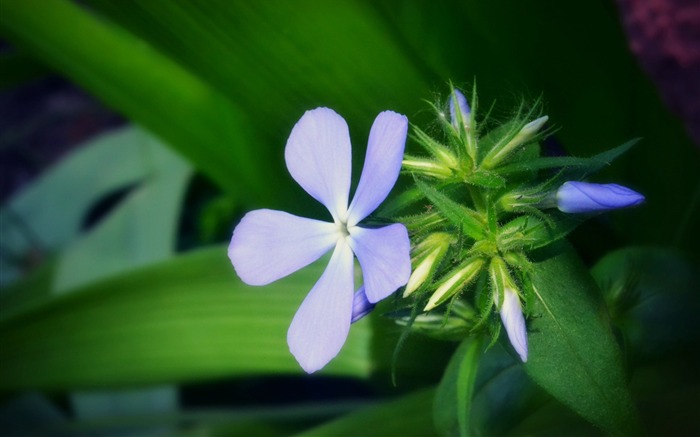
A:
[336,220,350,240]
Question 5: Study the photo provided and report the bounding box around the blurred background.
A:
[1,0,698,435]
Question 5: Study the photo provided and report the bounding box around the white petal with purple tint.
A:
[347,111,408,226]
[285,108,352,222]
[500,288,528,362]
[228,209,337,286]
[348,224,411,303]
[287,241,355,373]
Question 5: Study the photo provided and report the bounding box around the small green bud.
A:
[413,127,460,169]
[404,233,451,297]
[488,256,518,306]
[402,155,453,179]
[395,300,477,341]
[482,115,548,169]
[403,211,446,233]
[498,190,547,212]
[424,257,485,311]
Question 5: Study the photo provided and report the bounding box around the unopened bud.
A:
[499,288,528,362]
[449,89,471,131]
[483,115,548,169]
[404,233,451,297]
[396,300,477,341]
[556,181,645,213]
[402,156,453,179]
[424,257,485,311]
[489,257,528,362]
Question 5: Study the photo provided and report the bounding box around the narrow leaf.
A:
[0,247,372,390]
[0,0,276,203]
[434,337,483,437]
[498,139,639,177]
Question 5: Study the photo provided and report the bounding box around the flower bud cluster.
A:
[393,85,645,362]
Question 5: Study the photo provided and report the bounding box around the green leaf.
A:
[0,0,276,203]
[433,337,483,437]
[296,389,436,437]
[591,247,700,365]
[0,126,186,287]
[53,129,192,293]
[0,246,373,390]
[524,242,641,436]
[496,139,639,177]
[416,180,487,240]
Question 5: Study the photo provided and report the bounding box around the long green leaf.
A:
[0,0,276,203]
[524,242,641,436]
[0,246,372,390]
[0,127,184,287]
[433,338,483,437]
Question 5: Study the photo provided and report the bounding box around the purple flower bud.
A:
[500,288,528,362]
[449,89,470,130]
[556,181,645,213]
[351,287,374,323]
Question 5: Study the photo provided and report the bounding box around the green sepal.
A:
[463,169,506,189]
[415,179,487,240]
[412,126,460,169]
[499,213,584,251]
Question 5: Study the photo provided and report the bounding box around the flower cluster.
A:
[227,87,644,372]
[396,87,644,362]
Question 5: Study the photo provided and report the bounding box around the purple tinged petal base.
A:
[556,181,645,213]
[351,286,374,323]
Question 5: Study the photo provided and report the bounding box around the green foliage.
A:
[433,338,483,437]
[525,242,641,436]
[0,246,373,390]
[0,0,698,435]
[297,389,435,437]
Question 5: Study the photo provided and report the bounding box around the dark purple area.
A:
[617,0,700,146]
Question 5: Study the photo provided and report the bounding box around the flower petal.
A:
[285,108,352,221]
[500,288,528,362]
[288,241,354,373]
[228,209,337,286]
[351,286,374,323]
[348,224,411,303]
[346,111,408,226]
